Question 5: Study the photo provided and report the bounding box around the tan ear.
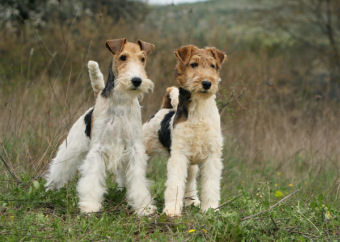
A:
[207,47,227,68]
[106,38,127,55]
[137,40,155,55]
[175,45,197,64]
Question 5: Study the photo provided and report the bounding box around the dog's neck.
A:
[176,87,218,122]
[111,89,136,103]
[188,94,217,120]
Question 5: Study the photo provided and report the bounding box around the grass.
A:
[0,1,339,240]
[1,152,339,241]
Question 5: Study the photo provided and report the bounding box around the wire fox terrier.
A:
[143,45,227,217]
[45,38,156,216]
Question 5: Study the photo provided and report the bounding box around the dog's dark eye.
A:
[210,64,215,69]
[141,57,145,63]
[120,55,127,61]
[190,63,198,68]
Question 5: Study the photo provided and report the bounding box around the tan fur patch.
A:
[174,45,226,96]
[173,114,187,126]
[105,38,155,78]
[162,94,172,109]
[161,87,175,109]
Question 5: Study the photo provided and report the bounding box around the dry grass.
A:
[0,15,339,204]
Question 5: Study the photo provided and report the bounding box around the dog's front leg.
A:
[184,164,200,207]
[125,142,156,216]
[164,152,189,217]
[200,154,223,212]
[77,146,107,213]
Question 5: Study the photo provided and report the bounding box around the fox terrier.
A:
[45,38,156,216]
[143,45,227,217]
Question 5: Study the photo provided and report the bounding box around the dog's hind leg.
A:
[115,163,126,191]
[45,114,90,190]
[184,165,200,207]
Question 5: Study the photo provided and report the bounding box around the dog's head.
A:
[175,45,226,97]
[106,38,155,95]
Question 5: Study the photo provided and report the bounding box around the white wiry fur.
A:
[143,88,223,216]
[45,60,155,216]
[88,61,105,96]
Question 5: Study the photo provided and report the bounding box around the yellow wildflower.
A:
[188,229,195,233]
[274,190,283,198]
[288,183,293,187]
[277,172,281,176]
[325,210,331,220]
[202,229,207,233]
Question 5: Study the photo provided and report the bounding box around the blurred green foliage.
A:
[0,0,149,27]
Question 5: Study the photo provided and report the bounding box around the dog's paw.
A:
[44,183,55,191]
[201,203,218,213]
[137,204,157,216]
[184,196,201,207]
[163,206,182,217]
[44,180,61,191]
[79,201,101,213]
[87,60,99,69]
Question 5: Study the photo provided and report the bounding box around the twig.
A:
[0,154,21,183]
[215,194,242,210]
[270,215,279,231]
[242,189,300,221]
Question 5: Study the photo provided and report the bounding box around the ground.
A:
[0,154,339,241]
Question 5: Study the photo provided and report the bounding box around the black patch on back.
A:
[173,87,191,126]
[84,108,94,138]
[101,60,115,98]
[158,110,175,152]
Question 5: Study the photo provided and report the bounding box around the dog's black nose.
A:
[202,81,211,90]
[131,77,142,87]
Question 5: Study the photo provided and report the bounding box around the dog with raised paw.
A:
[45,38,156,216]
[143,45,227,217]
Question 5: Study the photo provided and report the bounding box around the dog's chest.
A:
[173,119,222,163]
[96,104,142,142]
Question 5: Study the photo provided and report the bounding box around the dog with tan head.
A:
[143,44,227,217]
[45,38,156,216]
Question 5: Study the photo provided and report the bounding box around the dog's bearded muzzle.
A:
[129,77,154,94]
[115,75,154,94]
[185,77,218,96]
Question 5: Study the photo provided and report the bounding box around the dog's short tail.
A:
[88,61,105,98]
[161,86,179,109]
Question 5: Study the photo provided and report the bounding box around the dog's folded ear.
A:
[106,38,127,55]
[137,40,155,55]
[175,45,197,65]
[207,47,227,69]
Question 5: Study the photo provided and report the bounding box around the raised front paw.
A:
[79,201,102,213]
